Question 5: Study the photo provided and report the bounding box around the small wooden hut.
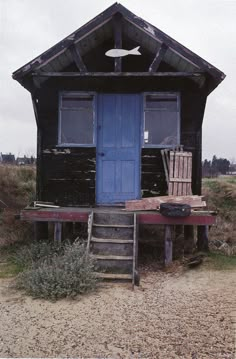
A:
[13,3,225,282]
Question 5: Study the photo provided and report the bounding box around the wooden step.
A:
[94,212,134,226]
[93,226,133,240]
[91,237,133,244]
[94,272,133,280]
[93,223,134,228]
[92,254,133,261]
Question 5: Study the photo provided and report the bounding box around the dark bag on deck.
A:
[160,203,191,217]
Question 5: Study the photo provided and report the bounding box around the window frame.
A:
[58,91,97,147]
[142,92,181,148]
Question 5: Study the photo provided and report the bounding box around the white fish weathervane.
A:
[105,46,141,57]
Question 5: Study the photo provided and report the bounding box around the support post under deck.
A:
[164,225,174,265]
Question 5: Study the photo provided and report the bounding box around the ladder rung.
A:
[91,237,133,244]
[92,255,133,261]
[94,272,133,280]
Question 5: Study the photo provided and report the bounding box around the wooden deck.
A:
[20,206,216,267]
[20,206,216,225]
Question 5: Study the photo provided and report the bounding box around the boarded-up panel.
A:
[168,151,192,196]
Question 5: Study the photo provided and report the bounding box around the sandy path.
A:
[0,268,235,358]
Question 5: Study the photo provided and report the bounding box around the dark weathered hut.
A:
[13,3,225,280]
[12,3,225,206]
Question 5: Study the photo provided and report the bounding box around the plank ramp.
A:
[125,195,206,211]
[87,212,138,286]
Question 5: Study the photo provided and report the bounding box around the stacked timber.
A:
[125,195,206,211]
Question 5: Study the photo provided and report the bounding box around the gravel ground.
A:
[0,268,235,358]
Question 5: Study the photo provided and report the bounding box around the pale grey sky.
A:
[0,0,235,159]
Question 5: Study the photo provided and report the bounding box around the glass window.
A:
[59,94,94,145]
[144,94,179,147]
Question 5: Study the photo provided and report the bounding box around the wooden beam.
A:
[68,44,87,72]
[137,214,216,226]
[113,13,122,72]
[149,43,168,72]
[197,225,209,252]
[54,222,62,243]
[20,209,216,226]
[116,3,225,84]
[165,225,174,265]
[32,71,204,78]
[34,222,48,241]
[184,225,195,254]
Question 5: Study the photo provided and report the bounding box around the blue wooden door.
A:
[96,94,141,204]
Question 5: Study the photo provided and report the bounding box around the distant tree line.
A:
[202,155,235,177]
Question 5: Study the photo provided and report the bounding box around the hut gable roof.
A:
[12,2,225,93]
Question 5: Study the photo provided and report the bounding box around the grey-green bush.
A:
[12,241,63,270]
[15,242,97,300]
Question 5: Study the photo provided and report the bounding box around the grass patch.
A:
[0,164,36,209]
[0,244,26,278]
[202,177,236,247]
[205,252,236,270]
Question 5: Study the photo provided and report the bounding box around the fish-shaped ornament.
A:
[105,46,141,57]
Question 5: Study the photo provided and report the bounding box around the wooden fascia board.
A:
[31,95,40,127]
[12,2,225,90]
[12,3,120,80]
[31,71,205,78]
[117,4,225,84]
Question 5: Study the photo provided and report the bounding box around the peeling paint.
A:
[43,148,71,155]
[143,24,156,36]
[67,34,76,41]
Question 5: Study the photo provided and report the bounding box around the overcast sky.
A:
[0,0,235,160]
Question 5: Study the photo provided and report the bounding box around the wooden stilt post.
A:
[165,225,174,265]
[174,225,184,259]
[184,225,195,254]
[63,222,74,240]
[197,225,209,252]
[34,222,48,241]
[54,222,62,244]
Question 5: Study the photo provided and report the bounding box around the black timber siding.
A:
[35,78,206,206]
[41,148,96,206]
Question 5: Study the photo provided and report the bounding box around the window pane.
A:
[62,96,93,108]
[144,94,178,146]
[60,108,93,144]
[145,96,177,111]
[144,110,178,146]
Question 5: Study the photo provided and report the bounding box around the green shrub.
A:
[15,242,98,300]
[12,241,62,270]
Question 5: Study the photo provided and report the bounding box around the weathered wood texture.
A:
[141,149,167,198]
[168,151,192,196]
[165,225,174,265]
[21,207,217,225]
[54,222,62,243]
[68,44,87,72]
[34,77,206,206]
[197,225,209,252]
[113,13,122,72]
[149,43,168,72]
[34,222,48,241]
[41,148,96,206]
[184,225,195,254]
[125,195,206,211]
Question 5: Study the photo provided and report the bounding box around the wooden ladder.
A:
[87,211,138,286]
